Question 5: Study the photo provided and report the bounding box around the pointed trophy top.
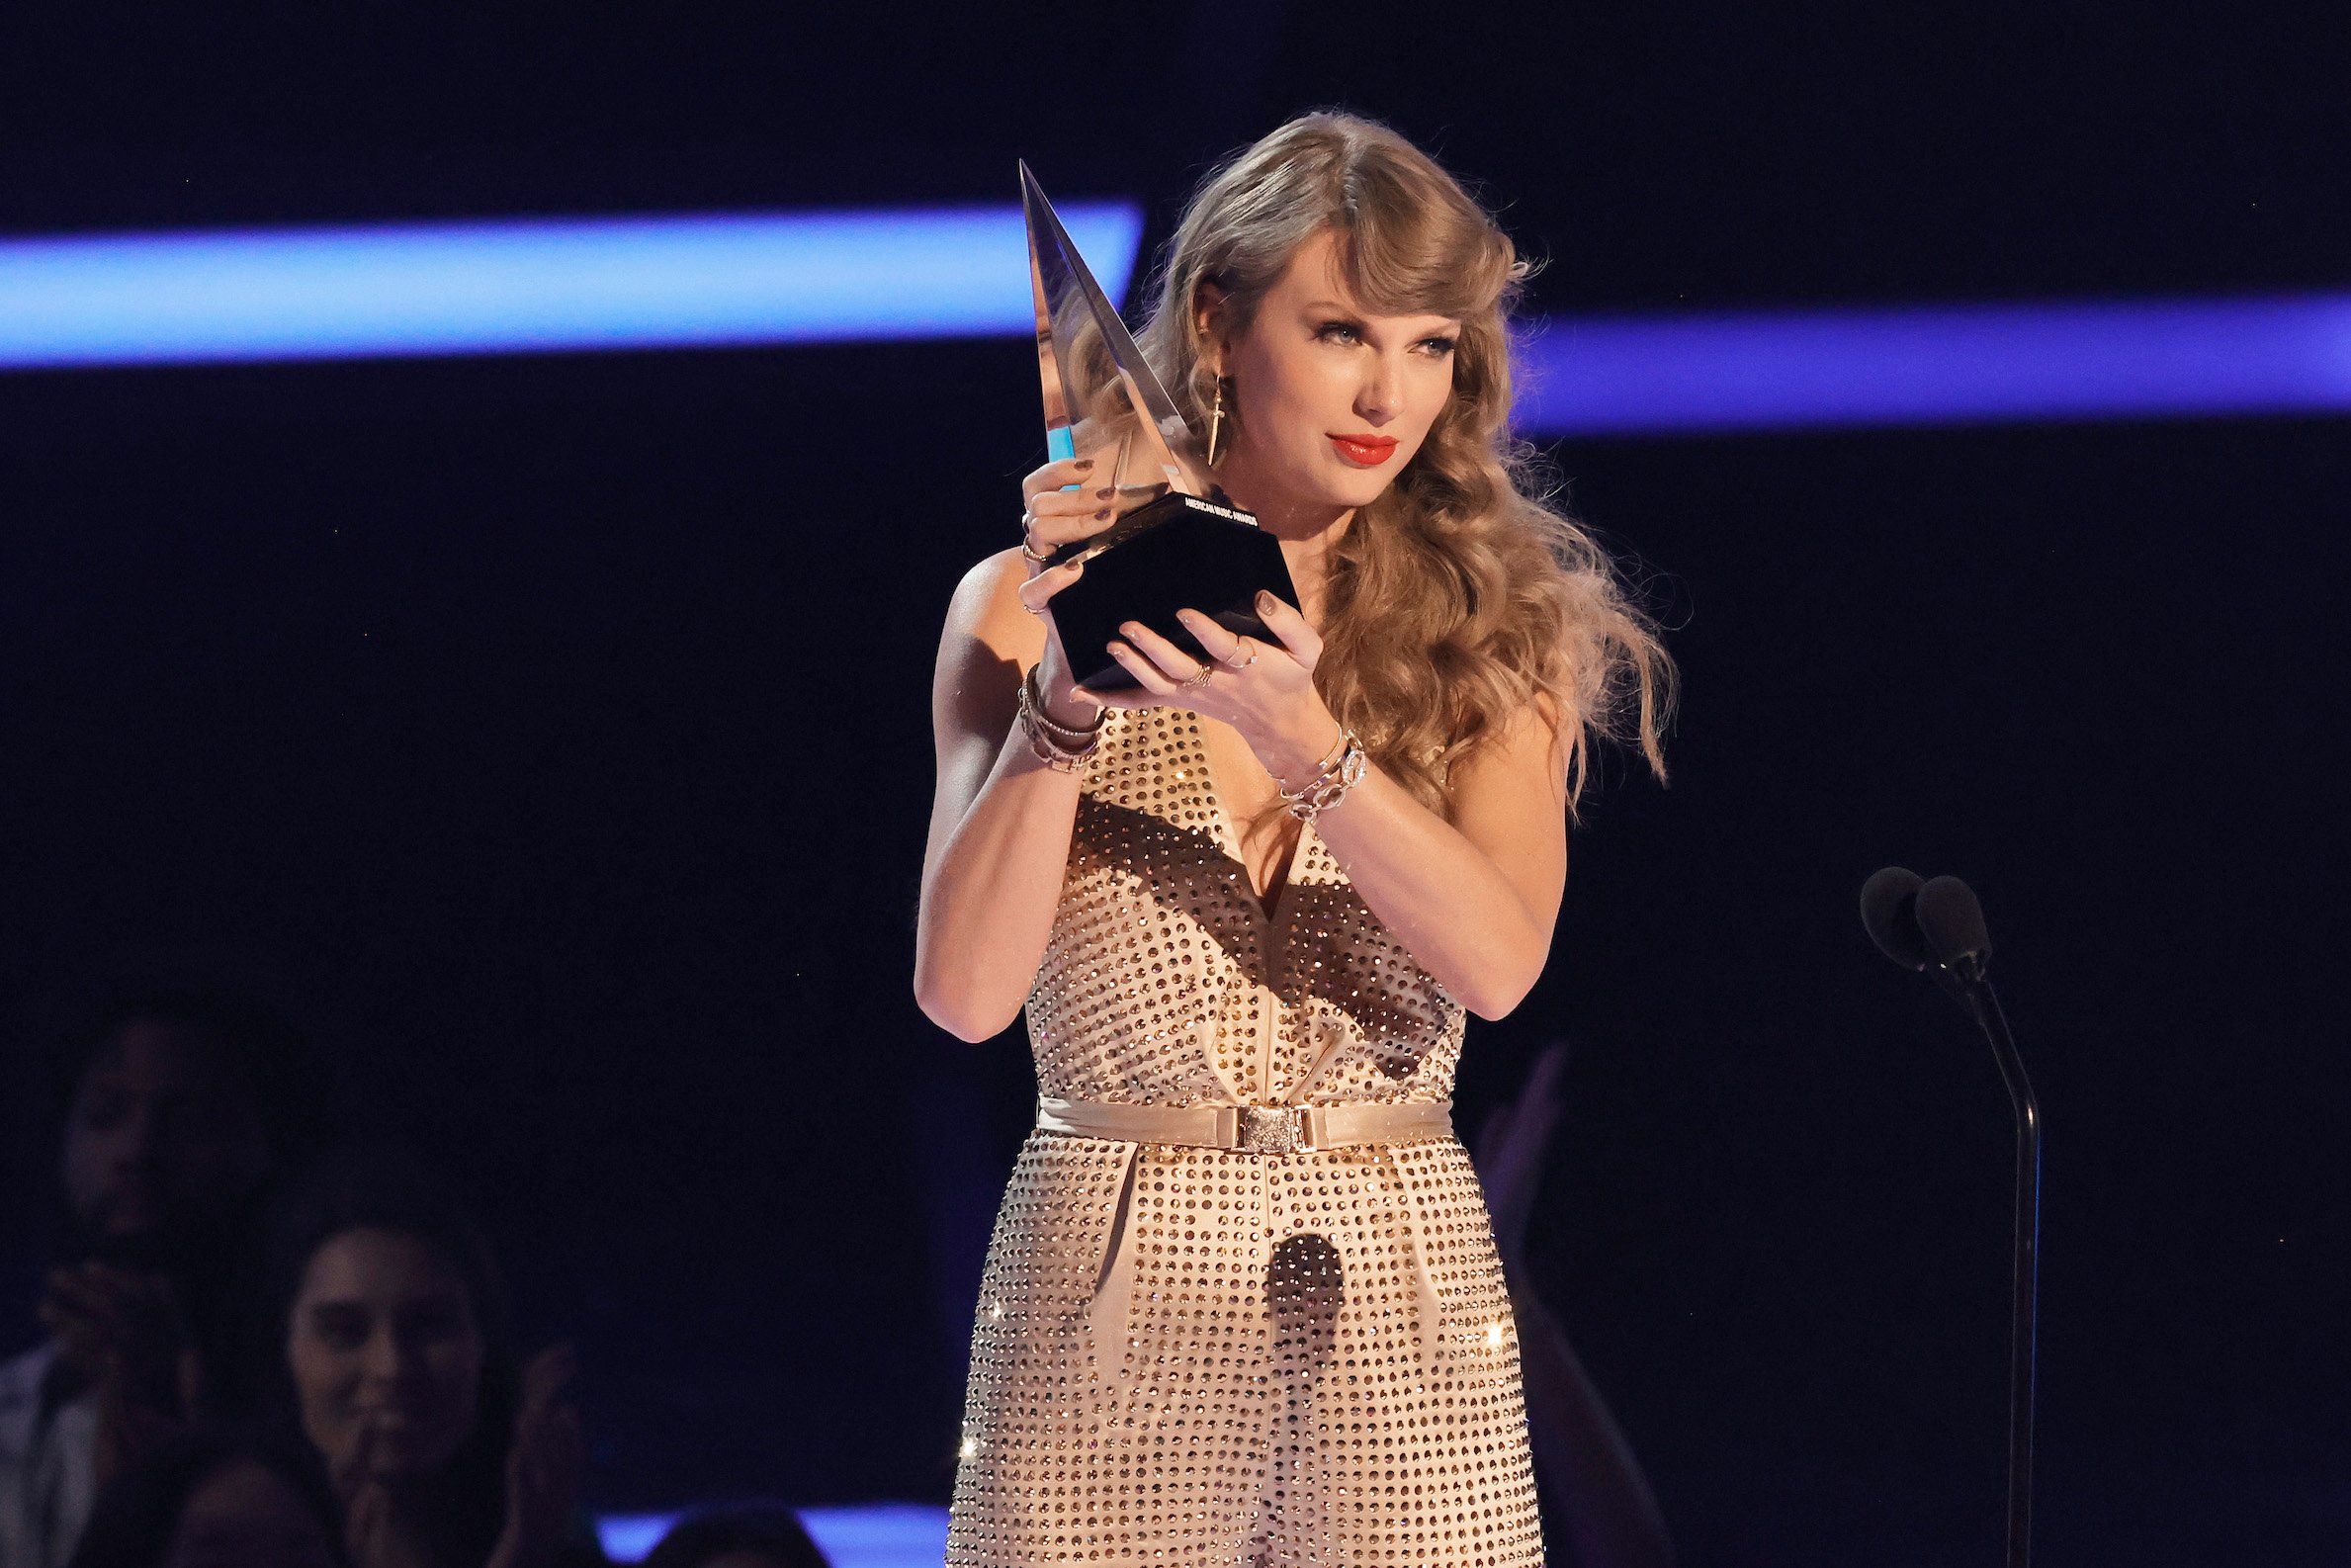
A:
[1020,162,1204,501]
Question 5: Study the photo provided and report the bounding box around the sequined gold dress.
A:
[946,707,1545,1567]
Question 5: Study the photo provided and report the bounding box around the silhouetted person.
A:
[640,1509,827,1568]
[64,1428,343,1568]
[1474,1044,1678,1568]
[255,1153,598,1568]
[3,988,313,1568]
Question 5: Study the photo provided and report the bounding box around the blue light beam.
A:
[595,1504,948,1568]
[0,206,1145,368]
[8,209,2348,435]
[1513,293,2351,435]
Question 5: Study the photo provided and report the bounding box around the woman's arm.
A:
[912,550,1077,1041]
[1105,596,1570,1019]
[1304,693,1569,1019]
[914,455,1119,1041]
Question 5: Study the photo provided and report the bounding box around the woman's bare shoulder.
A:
[939,547,1046,671]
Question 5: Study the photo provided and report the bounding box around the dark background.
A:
[3,3,2345,1561]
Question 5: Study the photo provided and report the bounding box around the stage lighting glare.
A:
[594,1503,949,1567]
[0,206,1146,368]
[5,209,2346,436]
[1512,293,2351,434]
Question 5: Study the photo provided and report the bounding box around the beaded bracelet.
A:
[1276,729,1367,822]
[1017,663,1103,773]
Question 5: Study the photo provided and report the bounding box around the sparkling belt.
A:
[1035,1094,1452,1156]
[1034,1094,1455,1376]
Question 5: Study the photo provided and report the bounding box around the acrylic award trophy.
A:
[1021,162,1297,692]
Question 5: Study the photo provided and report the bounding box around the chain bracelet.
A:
[1278,729,1367,822]
[1018,663,1103,773]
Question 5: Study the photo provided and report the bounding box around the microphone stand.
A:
[1946,961,2041,1568]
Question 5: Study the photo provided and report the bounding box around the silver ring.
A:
[1018,511,1057,564]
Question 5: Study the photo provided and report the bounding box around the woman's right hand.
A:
[330,1422,394,1568]
[1015,455,1118,726]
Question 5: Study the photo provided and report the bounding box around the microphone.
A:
[1859,865,1930,970]
[1862,865,1973,1012]
[1859,867,2041,1568]
[1916,874,1992,984]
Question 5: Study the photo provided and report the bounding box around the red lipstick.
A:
[1328,432,1399,467]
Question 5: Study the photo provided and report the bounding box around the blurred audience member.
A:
[1474,1043,1678,1568]
[3,988,315,1568]
[64,1427,342,1568]
[640,1508,827,1568]
[256,1152,599,1568]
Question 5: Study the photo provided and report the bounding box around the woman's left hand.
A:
[1090,591,1342,783]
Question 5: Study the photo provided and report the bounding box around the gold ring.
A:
[1020,534,1056,565]
[1227,639,1258,669]
[1181,665,1215,690]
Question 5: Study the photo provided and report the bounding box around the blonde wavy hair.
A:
[1133,112,1674,818]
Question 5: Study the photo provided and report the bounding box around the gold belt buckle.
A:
[1237,1104,1302,1156]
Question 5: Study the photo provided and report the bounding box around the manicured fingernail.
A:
[1073,458,1094,470]
[1257,591,1277,612]
[1107,641,1130,657]
[1093,508,1110,520]
[1096,485,1115,498]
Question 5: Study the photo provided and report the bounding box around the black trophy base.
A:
[1049,491,1300,693]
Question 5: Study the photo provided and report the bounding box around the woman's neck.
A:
[1214,453,1352,623]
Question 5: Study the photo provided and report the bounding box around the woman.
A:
[255,1155,596,1568]
[916,113,1672,1565]
[66,1427,343,1568]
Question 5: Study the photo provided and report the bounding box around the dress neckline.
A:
[1177,712,1312,926]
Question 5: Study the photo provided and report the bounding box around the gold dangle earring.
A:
[1204,375,1229,467]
